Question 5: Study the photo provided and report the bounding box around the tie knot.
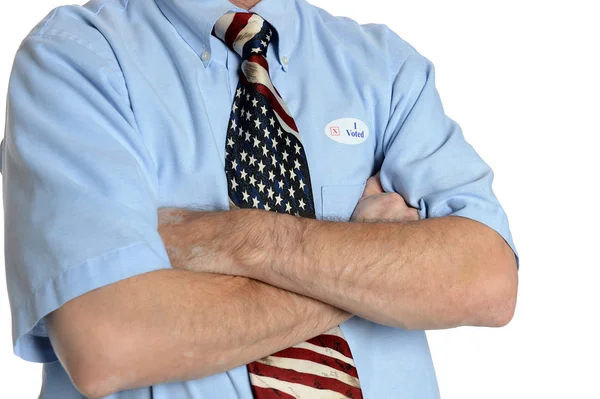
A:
[213,12,275,59]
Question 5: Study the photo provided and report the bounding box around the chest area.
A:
[136,50,389,220]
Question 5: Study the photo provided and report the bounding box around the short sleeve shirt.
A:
[0,0,518,397]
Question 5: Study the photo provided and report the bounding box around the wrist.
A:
[224,209,280,278]
[257,211,307,284]
[157,208,199,270]
[234,210,306,281]
[159,208,249,274]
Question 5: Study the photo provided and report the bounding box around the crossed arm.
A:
[5,28,518,399]
[47,175,517,398]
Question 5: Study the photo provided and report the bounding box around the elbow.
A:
[48,316,130,398]
[71,369,115,399]
[66,340,126,399]
[487,282,517,328]
[474,241,519,328]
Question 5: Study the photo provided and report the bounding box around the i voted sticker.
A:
[324,118,369,145]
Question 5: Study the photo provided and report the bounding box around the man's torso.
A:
[27,0,440,397]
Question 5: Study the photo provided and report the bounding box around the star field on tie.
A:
[214,12,316,218]
[213,11,363,399]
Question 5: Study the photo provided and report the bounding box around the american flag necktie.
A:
[213,12,363,399]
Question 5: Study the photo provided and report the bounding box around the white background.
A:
[1,0,599,398]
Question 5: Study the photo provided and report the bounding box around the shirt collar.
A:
[154,0,296,70]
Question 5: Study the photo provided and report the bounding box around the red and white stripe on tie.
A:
[213,12,301,140]
[248,327,363,399]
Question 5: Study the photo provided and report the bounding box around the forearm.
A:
[257,214,517,330]
[159,207,516,330]
[188,209,517,331]
[48,269,349,398]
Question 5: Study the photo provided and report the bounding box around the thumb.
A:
[361,171,384,198]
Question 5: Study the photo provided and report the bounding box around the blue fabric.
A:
[0,0,518,397]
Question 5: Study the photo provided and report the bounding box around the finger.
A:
[362,173,384,198]
[407,208,420,221]
[371,171,382,188]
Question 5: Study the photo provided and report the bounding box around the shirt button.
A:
[282,56,289,65]
[201,51,211,61]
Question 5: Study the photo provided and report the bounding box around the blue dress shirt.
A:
[0,0,518,397]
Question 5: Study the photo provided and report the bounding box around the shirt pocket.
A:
[320,182,367,221]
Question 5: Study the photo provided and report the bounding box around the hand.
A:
[351,172,420,222]
[157,207,272,277]
[157,208,236,274]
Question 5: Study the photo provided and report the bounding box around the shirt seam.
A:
[22,30,160,196]
[39,8,58,36]
[27,30,125,88]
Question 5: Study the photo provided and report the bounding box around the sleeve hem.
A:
[13,238,172,363]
